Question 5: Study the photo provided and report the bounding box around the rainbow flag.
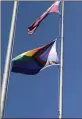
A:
[11,40,59,75]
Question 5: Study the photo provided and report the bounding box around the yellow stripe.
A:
[25,48,40,56]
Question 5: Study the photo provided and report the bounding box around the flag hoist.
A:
[1,1,18,118]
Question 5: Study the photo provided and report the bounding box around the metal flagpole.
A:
[58,0,64,118]
[1,1,18,118]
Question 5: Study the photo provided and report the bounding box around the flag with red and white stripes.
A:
[28,0,61,35]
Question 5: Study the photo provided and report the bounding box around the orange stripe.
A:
[25,48,40,56]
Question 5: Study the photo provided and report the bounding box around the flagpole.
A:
[1,1,18,118]
[58,0,64,118]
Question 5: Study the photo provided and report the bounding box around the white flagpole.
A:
[1,1,18,118]
[58,0,64,118]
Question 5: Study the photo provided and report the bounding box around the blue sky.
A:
[1,1,82,118]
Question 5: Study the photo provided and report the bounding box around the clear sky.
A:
[1,1,82,118]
